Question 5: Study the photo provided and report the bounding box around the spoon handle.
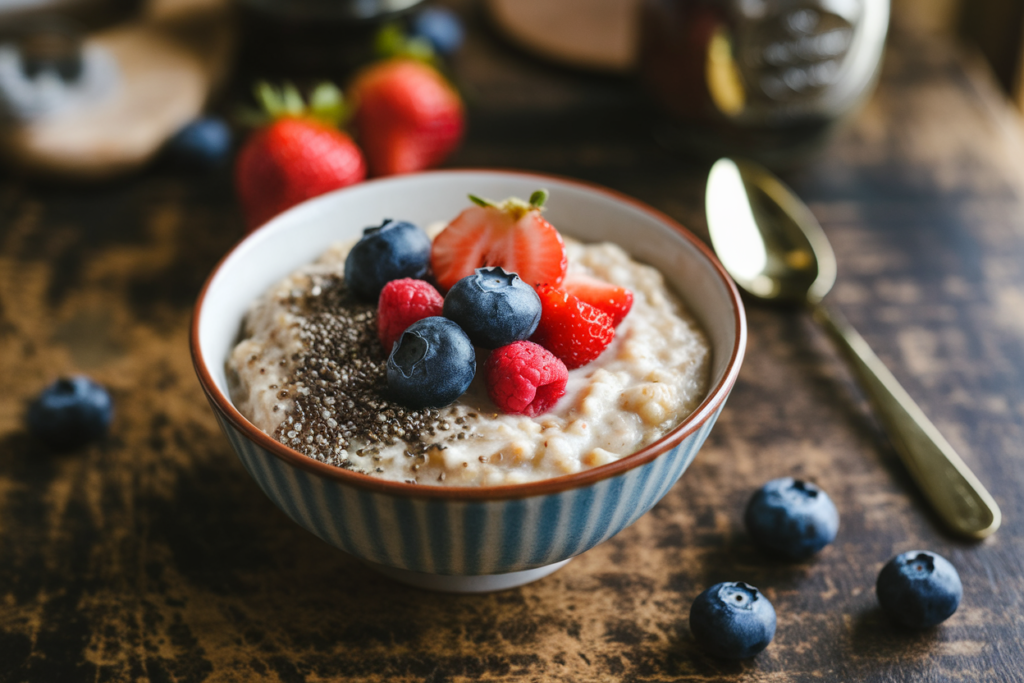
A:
[811,300,1001,539]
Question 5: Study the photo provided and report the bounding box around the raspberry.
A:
[377,278,444,351]
[485,341,568,416]
[530,285,615,369]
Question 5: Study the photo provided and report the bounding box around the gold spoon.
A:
[705,158,1001,540]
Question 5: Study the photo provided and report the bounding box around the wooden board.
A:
[0,0,231,180]
[1,5,1024,680]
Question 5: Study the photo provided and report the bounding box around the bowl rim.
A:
[190,168,746,501]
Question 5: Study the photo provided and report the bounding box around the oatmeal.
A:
[227,237,710,486]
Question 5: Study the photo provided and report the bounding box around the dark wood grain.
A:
[2,8,1024,682]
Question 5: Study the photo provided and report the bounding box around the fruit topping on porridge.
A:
[227,191,710,485]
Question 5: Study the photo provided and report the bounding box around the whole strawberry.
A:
[235,83,366,231]
[350,58,464,176]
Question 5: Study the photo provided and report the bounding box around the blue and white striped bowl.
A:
[192,170,746,592]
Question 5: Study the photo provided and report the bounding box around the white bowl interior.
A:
[198,171,739,412]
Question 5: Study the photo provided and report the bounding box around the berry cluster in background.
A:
[162,8,468,232]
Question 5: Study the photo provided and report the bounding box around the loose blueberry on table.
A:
[166,116,232,169]
[28,376,113,450]
[411,7,465,56]
[442,266,542,349]
[689,581,777,659]
[876,550,962,629]
[744,477,840,560]
[345,219,432,301]
[386,317,476,409]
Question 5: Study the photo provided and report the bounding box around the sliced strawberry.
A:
[562,274,634,327]
[431,192,567,293]
[531,285,615,369]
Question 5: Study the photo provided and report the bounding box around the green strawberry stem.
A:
[236,82,349,129]
[375,23,439,67]
[468,190,548,219]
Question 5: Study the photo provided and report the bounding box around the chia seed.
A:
[271,274,451,467]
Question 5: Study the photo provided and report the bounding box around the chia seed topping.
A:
[272,273,470,478]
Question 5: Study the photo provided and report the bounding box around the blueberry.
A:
[387,317,476,408]
[876,550,962,629]
[27,376,113,450]
[690,581,776,659]
[345,219,432,301]
[411,7,465,56]
[442,267,542,349]
[165,116,232,169]
[744,477,839,560]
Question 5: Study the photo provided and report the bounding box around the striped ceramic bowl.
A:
[191,170,746,592]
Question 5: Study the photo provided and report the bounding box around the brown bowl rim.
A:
[190,168,746,501]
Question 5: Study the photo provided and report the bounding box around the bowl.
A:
[190,170,746,592]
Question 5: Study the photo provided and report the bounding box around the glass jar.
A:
[639,0,889,167]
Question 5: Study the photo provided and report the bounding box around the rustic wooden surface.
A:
[2,8,1024,682]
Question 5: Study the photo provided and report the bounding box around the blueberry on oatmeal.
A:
[442,267,542,349]
[345,219,432,300]
[386,317,476,408]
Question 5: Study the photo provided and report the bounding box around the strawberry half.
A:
[562,274,634,327]
[531,285,615,369]
[431,191,568,293]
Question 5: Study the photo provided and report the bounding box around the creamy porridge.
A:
[227,233,710,486]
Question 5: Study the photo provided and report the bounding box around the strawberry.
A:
[350,58,464,176]
[235,83,366,231]
[431,190,567,293]
[562,274,634,327]
[531,285,615,369]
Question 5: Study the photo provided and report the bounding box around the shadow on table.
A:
[848,604,946,658]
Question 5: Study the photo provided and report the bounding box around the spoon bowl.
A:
[706,158,1001,540]
[706,158,834,303]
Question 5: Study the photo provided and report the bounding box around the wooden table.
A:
[2,11,1023,683]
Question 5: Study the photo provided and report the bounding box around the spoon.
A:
[705,157,1001,540]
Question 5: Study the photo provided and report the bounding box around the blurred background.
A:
[1,0,1022,193]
